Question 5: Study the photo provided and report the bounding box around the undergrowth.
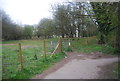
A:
[71,37,117,55]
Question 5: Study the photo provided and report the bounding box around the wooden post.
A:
[86,38,88,44]
[58,38,61,53]
[43,40,46,58]
[19,43,23,69]
[85,38,88,45]
[58,39,61,53]
[34,47,37,60]
[59,38,62,52]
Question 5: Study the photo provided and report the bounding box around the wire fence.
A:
[2,38,71,79]
[2,37,114,79]
[2,45,19,78]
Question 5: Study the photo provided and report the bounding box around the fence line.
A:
[2,38,73,78]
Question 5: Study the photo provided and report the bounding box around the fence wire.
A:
[2,39,71,79]
[2,45,19,79]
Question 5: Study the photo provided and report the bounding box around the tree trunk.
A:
[69,31,74,38]
[115,2,120,53]
[62,34,64,38]
[98,34,105,44]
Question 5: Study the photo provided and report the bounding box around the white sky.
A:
[0,0,66,25]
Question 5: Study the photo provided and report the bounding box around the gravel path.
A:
[33,52,119,79]
[44,57,118,79]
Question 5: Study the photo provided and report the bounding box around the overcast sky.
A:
[0,0,66,25]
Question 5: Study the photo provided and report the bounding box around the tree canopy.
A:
[1,2,119,53]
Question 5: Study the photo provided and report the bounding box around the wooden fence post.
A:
[34,47,37,60]
[85,38,88,45]
[58,39,61,53]
[19,43,23,69]
[43,40,46,58]
[59,38,62,53]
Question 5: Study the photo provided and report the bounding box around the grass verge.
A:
[114,62,120,80]
[12,52,65,79]
[2,39,65,79]
[71,37,117,55]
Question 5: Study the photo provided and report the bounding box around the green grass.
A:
[2,37,117,79]
[71,37,116,54]
[12,53,65,79]
[3,46,65,79]
[114,62,120,80]
[2,39,65,79]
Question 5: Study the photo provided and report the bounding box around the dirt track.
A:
[33,52,119,79]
